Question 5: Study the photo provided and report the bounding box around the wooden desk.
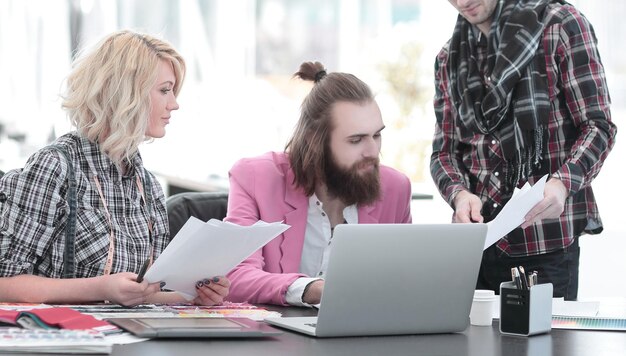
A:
[108,306,624,356]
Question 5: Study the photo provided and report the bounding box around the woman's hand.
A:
[193,276,231,306]
[100,272,161,307]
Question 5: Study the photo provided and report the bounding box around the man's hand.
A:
[302,280,325,305]
[452,190,484,223]
[521,178,568,229]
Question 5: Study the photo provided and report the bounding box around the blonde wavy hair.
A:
[62,30,186,165]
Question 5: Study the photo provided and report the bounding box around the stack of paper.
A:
[552,300,600,317]
[145,218,289,300]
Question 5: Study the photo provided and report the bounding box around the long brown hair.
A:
[285,61,374,195]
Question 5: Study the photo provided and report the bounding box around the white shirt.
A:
[285,194,358,306]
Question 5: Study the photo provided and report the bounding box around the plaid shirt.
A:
[0,133,169,277]
[431,3,617,256]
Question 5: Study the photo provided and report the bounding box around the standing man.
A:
[225,61,412,306]
[431,0,617,300]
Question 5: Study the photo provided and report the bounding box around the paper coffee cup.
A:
[469,289,496,326]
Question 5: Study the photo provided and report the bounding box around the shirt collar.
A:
[308,194,358,224]
[69,132,143,177]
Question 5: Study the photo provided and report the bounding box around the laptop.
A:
[265,223,487,337]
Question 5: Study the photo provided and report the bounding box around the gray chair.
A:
[166,191,229,238]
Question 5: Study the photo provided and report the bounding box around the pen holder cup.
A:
[499,281,553,336]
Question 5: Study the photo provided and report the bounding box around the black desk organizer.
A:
[499,281,553,336]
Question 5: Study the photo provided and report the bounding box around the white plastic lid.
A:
[473,289,496,300]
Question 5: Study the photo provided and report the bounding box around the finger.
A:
[524,199,550,222]
[454,208,472,223]
[121,297,145,308]
[211,276,230,288]
[521,202,554,229]
[144,283,161,295]
[532,203,562,222]
[200,284,225,301]
[196,285,224,305]
[469,207,484,223]
[206,282,229,298]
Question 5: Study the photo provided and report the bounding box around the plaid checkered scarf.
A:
[448,0,558,191]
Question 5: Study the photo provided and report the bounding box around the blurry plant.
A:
[377,41,430,122]
[377,39,432,182]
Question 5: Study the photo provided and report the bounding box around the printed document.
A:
[145,217,289,299]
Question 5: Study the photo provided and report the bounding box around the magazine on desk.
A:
[0,328,112,354]
[0,307,120,334]
[0,306,119,354]
[1,302,282,353]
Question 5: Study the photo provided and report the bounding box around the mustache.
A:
[354,157,380,170]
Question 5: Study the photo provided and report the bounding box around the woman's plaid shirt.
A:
[0,133,169,277]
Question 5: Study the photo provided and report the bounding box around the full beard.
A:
[324,155,381,206]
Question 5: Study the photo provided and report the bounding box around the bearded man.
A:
[224,61,412,306]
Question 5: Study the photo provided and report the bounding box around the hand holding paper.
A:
[144,218,289,300]
[521,177,568,229]
[484,174,548,250]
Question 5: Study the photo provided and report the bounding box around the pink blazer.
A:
[224,152,412,305]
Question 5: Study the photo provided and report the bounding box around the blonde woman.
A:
[0,30,229,306]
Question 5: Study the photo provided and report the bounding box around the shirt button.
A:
[494,172,500,177]
[316,201,320,206]
[318,272,324,276]
[491,140,497,145]
[321,212,326,217]
[492,203,498,208]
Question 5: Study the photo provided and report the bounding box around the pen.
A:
[518,266,529,290]
[136,258,150,283]
[511,267,522,289]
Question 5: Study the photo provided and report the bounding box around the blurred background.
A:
[0,0,623,299]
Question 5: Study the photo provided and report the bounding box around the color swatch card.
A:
[552,316,626,331]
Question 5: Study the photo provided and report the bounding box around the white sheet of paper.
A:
[144,217,289,300]
[552,300,600,317]
[484,174,549,250]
